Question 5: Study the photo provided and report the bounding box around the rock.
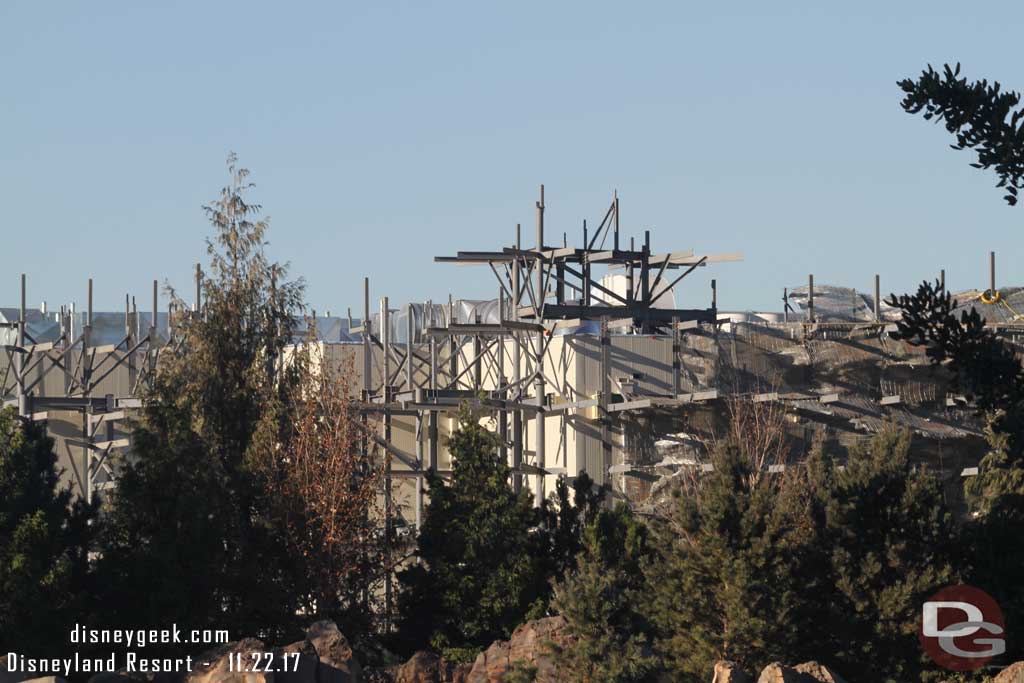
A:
[713,660,753,683]
[793,662,845,683]
[445,663,471,683]
[996,662,1024,683]
[393,652,440,683]
[305,622,362,683]
[22,679,68,683]
[756,663,817,683]
[189,638,273,683]
[273,640,320,683]
[465,616,570,683]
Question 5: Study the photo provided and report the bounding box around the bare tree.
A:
[258,344,384,629]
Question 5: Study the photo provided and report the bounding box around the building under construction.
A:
[3,188,1020,525]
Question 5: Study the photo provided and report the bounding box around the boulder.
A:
[21,679,68,683]
[445,663,471,683]
[713,660,752,683]
[394,652,440,683]
[305,622,362,683]
[996,662,1024,683]
[465,616,570,683]
[756,663,816,683]
[793,662,845,683]
[273,640,320,683]
[189,638,273,683]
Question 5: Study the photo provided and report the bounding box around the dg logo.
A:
[919,584,1006,671]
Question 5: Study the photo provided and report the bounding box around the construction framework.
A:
[5,187,1021,630]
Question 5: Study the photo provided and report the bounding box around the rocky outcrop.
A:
[189,638,274,683]
[793,662,845,683]
[996,662,1024,683]
[186,624,360,683]
[713,660,752,683]
[465,617,570,683]
[273,639,320,683]
[393,652,440,683]
[756,663,804,683]
[306,622,362,683]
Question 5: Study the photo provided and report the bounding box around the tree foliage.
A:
[550,504,654,683]
[644,439,821,679]
[889,281,1024,664]
[96,153,306,644]
[815,429,962,682]
[899,63,1024,204]
[255,347,384,635]
[395,409,548,654]
[0,408,95,657]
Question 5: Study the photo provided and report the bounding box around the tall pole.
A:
[874,274,881,322]
[512,225,523,493]
[380,296,392,631]
[83,278,94,505]
[497,288,508,465]
[428,303,438,475]
[990,251,996,296]
[613,191,620,251]
[408,309,422,531]
[534,186,546,506]
[195,263,202,315]
[16,274,27,417]
[600,316,611,493]
[808,274,815,323]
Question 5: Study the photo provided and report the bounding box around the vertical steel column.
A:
[641,230,651,307]
[497,289,508,465]
[16,275,27,417]
[83,279,94,505]
[600,316,611,491]
[407,310,423,531]
[990,251,996,295]
[126,294,137,392]
[149,281,158,387]
[448,295,457,385]
[613,191,620,251]
[534,186,546,506]
[512,225,523,493]
[940,269,946,293]
[363,279,371,397]
[380,296,392,631]
[582,221,591,306]
[808,274,815,323]
[428,308,438,474]
[194,263,202,314]
[874,274,881,322]
[672,315,681,396]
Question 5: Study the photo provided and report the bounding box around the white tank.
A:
[599,274,677,309]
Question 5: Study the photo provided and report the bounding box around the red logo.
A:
[919,585,1005,671]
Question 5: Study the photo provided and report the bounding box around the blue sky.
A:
[3,1,1023,314]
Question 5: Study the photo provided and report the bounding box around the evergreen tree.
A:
[820,428,962,683]
[540,471,605,581]
[0,407,95,657]
[644,439,822,679]
[96,153,305,645]
[888,281,1024,663]
[395,409,547,655]
[899,63,1024,205]
[550,504,655,683]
